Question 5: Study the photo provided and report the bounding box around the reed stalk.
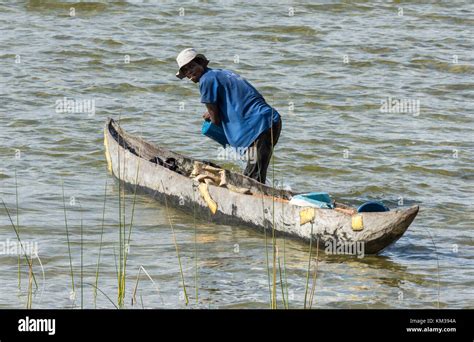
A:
[2,199,38,289]
[33,253,46,306]
[15,169,21,289]
[282,199,289,308]
[277,249,287,309]
[3,199,38,310]
[94,180,108,307]
[131,267,141,306]
[116,131,125,307]
[80,209,83,309]
[161,180,188,306]
[192,184,199,304]
[256,158,272,307]
[308,239,320,309]
[303,223,314,309]
[84,283,118,309]
[61,182,75,299]
[425,229,440,308]
[26,258,33,309]
[262,196,272,308]
[270,121,278,309]
[118,193,124,306]
[122,162,140,296]
[131,265,163,306]
[113,246,118,285]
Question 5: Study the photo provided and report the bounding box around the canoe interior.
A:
[107,119,355,210]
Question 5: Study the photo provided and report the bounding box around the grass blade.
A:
[94,180,108,307]
[309,239,320,309]
[84,283,118,309]
[161,180,188,306]
[61,181,75,296]
[80,208,83,309]
[1,199,38,289]
[303,223,314,309]
[132,265,163,306]
[192,184,199,304]
[15,169,21,289]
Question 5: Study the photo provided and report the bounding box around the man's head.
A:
[176,48,209,83]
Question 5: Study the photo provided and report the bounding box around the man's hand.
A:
[203,111,211,122]
[204,103,221,125]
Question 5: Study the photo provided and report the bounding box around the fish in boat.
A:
[103,118,419,255]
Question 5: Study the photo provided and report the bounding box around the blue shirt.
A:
[199,68,280,148]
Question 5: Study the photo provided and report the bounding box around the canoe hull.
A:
[104,119,419,255]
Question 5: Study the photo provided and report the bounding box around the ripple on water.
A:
[409,58,474,74]
[26,1,108,12]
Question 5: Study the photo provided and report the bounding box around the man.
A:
[175,48,282,184]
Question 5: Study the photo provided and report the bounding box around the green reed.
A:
[192,184,199,304]
[93,180,108,307]
[308,239,320,309]
[2,199,38,308]
[61,181,75,300]
[269,112,289,309]
[2,199,38,289]
[15,169,21,289]
[255,162,272,308]
[281,199,289,308]
[116,132,127,307]
[85,282,118,309]
[80,213,83,309]
[303,223,314,309]
[277,247,287,309]
[259,184,272,307]
[26,258,33,309]
[122,162,140,296]
[131,265,163,307]
[270,122,278,309]
[161,180,188,306]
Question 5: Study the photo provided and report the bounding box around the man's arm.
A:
[203,103,221,125]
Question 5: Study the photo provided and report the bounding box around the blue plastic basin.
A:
[357,201,390,213]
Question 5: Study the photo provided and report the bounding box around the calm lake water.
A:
[0,1,473,309]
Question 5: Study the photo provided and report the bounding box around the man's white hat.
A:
[176,48,207,79]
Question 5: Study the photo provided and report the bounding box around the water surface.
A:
[0,1,473,309]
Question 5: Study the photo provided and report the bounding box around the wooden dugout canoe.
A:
[104,118,419,255]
